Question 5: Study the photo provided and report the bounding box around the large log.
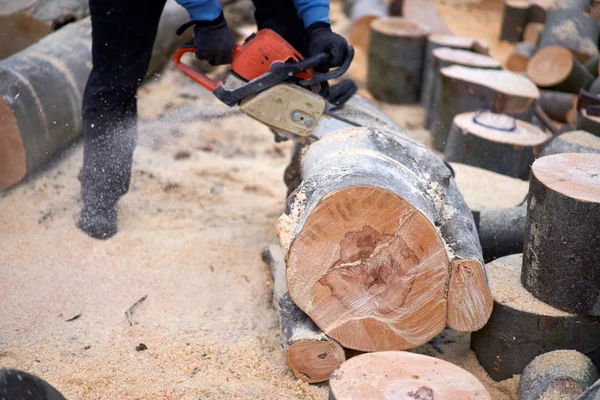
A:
[527,46,594,93]
[432,65,540,150]
[328,351,492,400]
[505,42,536,72]
[519,350,599,400]
[577,108,600,135]
[472,203,527,262]
[471,254,600,381]
[444,111,550,179]
[540,130,600,156]
[0,1,192,191]
[261,245,345,383]
[500,0,530,43]
[522,153,600,316]
[367,17,430,104]
[538,90,578,124]
[278,127,493,352]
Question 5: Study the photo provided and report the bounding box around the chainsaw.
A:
[172,29,359,143]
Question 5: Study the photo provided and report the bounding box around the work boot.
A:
[0,368,66,400]
[77,200,118,240]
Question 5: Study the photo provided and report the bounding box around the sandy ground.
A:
[1,1,529,398]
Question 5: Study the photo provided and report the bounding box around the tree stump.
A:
[519,350,600,400]
[328,351,491,400]
[522,153,600,316]
[367,17,430,104]
[424,49,501,131]
[444,111,550,179]
[538,9,600,63]
[471,254,600,382]
[538,90,578,124]
[500,0,530,43]
[472,203,527,262]
[261,245,345,383]
[278,127,493,352]
[527,46,594,93]
[523,22,545,45]
[577,108,600,135]
[541,130,600,156]
[432,65,540,150]
[505,42,536,72]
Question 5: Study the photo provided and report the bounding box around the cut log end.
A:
[441,65,540,98]
[287,185,449,351]
[370,17,430,37]
[287,340,346,384]
[528,46,575,87]
[0,97,26,190]
[328,351,492,400]
[433,47,501,69]
[428,34,475,49]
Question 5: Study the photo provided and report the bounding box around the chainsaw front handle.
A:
[172,45,222,92]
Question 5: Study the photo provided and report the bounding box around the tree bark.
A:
[472,203,527,262]
[576,379,600,399]
[584,54,600,78]
[522,153,600,316]
[519,350,600,400]
[278,127,492,352]
[523,23,545,45]
[261,245,345,383]
[528,46,594,94]
[541,130,600,156]
[471,254,600,382]
[500,0,530,43]
[432,65,540,150]
[590,77,600,94]
[328,351,492,400]
[0,1,192,192]
[368,17,430,104]
[538,90,578,124]
[505,42,536,72]
[577,108,600,135]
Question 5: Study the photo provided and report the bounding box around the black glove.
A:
[306,22,348,69]
[177,12,235,66]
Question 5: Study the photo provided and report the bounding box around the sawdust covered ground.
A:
[1,1,526,398]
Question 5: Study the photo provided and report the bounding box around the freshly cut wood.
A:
[523,23,545,45]
[541,130,600,156]
[506,42,536,72]
[522,153,600,316]
[347,0,387,50]
[584,54,600,77]
[444,111,550,179]
[278,127,492,351]
[472,203,527,262]
[519,350,599,400]
[500,0,530,43]
[576,379,600,399]
[471,254,600,381]
[577,108,600,135]
[0,0,89,60]
[424,49,501,131]
[0,1,192,191]
[261,245,345,383]
[538,90,578,124]
[328,351,491,400]
[527,46,594,93]
[368,17,430,104]
[538,9,599,63]
[432,65,540,150]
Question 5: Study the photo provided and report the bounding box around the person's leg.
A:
[0,369,66,400]
[78,0,167,239]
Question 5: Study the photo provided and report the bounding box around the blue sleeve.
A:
[293,0,330,28]
[175,0,222,21]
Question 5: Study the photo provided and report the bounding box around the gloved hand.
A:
[306,23,348,69]
[176,12,235,65]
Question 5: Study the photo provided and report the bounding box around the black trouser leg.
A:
[251,0,309,56]
[79,0,167,207]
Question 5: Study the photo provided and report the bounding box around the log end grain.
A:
[428,34,476,49]
[0,97,27,190]
[433,47,502,69]
[287,340,346,383]
[528,46,576,87]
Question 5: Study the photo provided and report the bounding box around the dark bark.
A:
[538,9,600,62]
[472,203,527,262]
[540,130,600,156]
[500,0,530,43]
[538,90,578,124]
[585,54,600,78]
[576,379,600,399]
[505,42,536,73]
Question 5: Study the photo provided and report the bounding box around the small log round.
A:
[538,9,599,63]
[538,90,578,124]
[471,254,600,382]
[577,108,600,135]
[523,23,545,45]
[328,351,492,400]
[541,130,600,156]
[444,111,550,179]
[433,65,540,150]
[519,350,600,400]
[472,203,527,262]
[501,0,530,43]
[584,54,600,78]
[367,17,430,104]
[505,42,536,72]
[527,46,594,93]
[522,153,600,316]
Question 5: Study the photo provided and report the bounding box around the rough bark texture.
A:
[472,203,527,262]
[538,9,600,62]
[278,126,492,352]
[527,46,594,94]
[471,254,600,382]
[519,350,600,400]
[0,2,192,192]
[505,42,536,73]
[541,130,600,155]
[576,379,600,399]
[585,54,600,78]
[538,90,578,124]
[523,22,545,45]
[577,109,600,135]
[368,17,430,104]
[522,153,600,316]
[432,65,540,150]
[500,0,530,43]
[261,245,345,383]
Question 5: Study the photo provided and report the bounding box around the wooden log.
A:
[278,127,493,352]
[500,0,530,43]
[444,111,550,179]
[577,108,600,135]
[506,42,536,72]
[347,0,387,50]
[538,90,578,124]
[471,254,600,382]
[527,46,594,94]
[261,245,345,383]
[524,23,545,45]
[432,65,540,150]
[541,130,600,156]
[472,203,527,262]
[590,77,600,94]
[424,49,501,131]
[367,17,430,104]
[584,54,600,78]
[576,379,600,399]
[0,0,89,60]
[522,153,600,316]
[328,351,492,400]
[0,1,192,192]
[519,350,600,400]
[527,1,547,23]
[538,9,600,63]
